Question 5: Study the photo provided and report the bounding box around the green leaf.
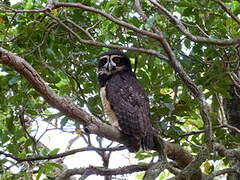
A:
[43,162,63,170]
[144,16,155,30]
[46,48,56,60]
[49,148,60,155]
[183,7,194,16]
[60,117,69,129]
[25,0,33,9]
[7,143,18,155]
[36,167,44,180]
[6,117,15,134]
[1,0,240,178]
[8,76,19,86]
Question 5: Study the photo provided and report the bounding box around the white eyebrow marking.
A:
[110,55,122,60]
[100,55,110,60]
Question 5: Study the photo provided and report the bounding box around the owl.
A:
[97,50,154,152]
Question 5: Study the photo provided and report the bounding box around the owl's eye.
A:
[112,57,121,63]
[100,58,108,65]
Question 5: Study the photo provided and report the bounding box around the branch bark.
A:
[0,47,121,142]
[0,1,238,179]
[0,47,201,179]
[214,143,240,159]
[56,164,152,180]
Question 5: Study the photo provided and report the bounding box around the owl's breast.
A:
[100,86,120,129]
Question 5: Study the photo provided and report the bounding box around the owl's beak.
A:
[104,61,116,72]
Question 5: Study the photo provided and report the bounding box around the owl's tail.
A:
[142,126,155,150]
[123,134,141,152]
[143,126,164,153]
[123,127,163,152]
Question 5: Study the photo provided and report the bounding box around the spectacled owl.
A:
[97,50,154,152]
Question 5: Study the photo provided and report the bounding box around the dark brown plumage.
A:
[224,86,240,134]
[97,50,153,152]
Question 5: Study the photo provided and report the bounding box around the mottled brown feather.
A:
[105,71,152,151]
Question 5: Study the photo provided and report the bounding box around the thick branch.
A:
[0,47,121,143]
[2,1,240,47]
[175,148,208,179]
[0,48,198,176]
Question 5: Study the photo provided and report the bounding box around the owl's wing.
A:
[106,71,151,139]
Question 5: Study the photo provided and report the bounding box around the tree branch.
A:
[56,164,152,180]
[210,0,240,25]
[52,2,162,41]
[0,2,162,41]
[65,18,95,41]
[0,146,125,163]
[206,168,237,180]
[179,125,225,139]
[143,161,168,180]
[0,3,170,61]
[214,143,240,159]
[44,11,169,61]
[0,47,122,143]
[149,0,240,45]
[0,47,200,178]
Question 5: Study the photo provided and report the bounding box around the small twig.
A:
[25,22,58,56]
[181,21,209,37]
[0,146,125,163]
[211,0,240,25]
[65,135,80,151]
[214,143,240,159]
[223,123,240,134]
[206,168,237,180]
[179,125,226,138]
[149,0,240,45]
[134,56,138,73]
[228,72,240,89]
[86,20,101,31]
[214,93,227,124]
[134,0,147,20]
[65,18,95,41]
[44,11,169,61]
[36,120,51,143]
[19,107,36,144]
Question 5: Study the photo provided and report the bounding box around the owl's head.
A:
[98,50,132,75]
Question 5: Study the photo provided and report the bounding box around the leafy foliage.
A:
[0,0,240,179]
